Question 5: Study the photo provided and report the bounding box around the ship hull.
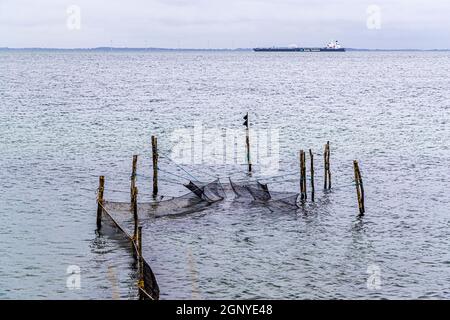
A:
[253,47,345,52]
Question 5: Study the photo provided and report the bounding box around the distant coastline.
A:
[1,47,450,52]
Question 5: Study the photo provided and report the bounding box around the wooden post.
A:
[354,160,365,215]
[131,155,138,203]
[302,151,307,201]
[357,164,365,214]
[323,143,328,189]
[309,149,315,202]
[299,151,303,199]
[96,176,105,231]
[353,161,362,215]
[133,187,138,240]
[246,133,252,174]
[151,136,158,196]
[244,113,252,174]
[303,152,308,200]
[300,150,307,201]
[326,141,331,189]
[353,160,365,216]
[324,142,331,190]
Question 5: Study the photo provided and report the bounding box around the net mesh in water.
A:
[98,179,228,300]
[185,179,226,202]
[99,177,300,300]
[141,259,160,300]
[228,179,299,208]
[99,202,160,300]
[103,179,225,219]
[265,191,300,209]
[229,179,270,200]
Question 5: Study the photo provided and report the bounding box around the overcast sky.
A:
[1,0,449,49]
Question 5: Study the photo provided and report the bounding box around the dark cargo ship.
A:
[254,40,345,52]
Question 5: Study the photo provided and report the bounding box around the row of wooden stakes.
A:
[98,136,365,223]
[130,136,159,203]
[298,141,331,202]
[298,141,365,215]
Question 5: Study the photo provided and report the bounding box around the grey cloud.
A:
[0,0,449,48]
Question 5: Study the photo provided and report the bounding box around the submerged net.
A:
[102,201,135,234]
[99,177,300,300]
[265,191,300,210]
[98,179,228,300]
[185,179,226,202]
[141,259,160,300]
[229,179,270,200]
[228,179,299,208]
[99,202,160,300]
[103,193,209,219]
[102,178,298,232]
[103,179,225,220]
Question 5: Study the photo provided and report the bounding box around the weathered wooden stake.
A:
[324,142,331,190]
[299,151,303,199]
[309,149,315,202]
[326,141,331,189]
[302,151,307,201]
[244,113,252,174]
[357,164,365,214]
[300,150,307,201]
[131,155,138,203]
[133,187,138,240]
[96,176,105,231]
[353,161,362,215]
[353,160,365,216]
[323,143,328,189]
[151,136,158,196]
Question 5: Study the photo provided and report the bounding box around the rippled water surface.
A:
[1,51,450,299]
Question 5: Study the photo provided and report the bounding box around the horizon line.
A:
[1,47,450,52]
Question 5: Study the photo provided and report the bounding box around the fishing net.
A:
[229,179,270,200]
[102,201,135,234]
[98,179,229,300]
[103,193,205,219]
[103,178,299,223]
[141,258,160,300]
[103,179,225,220]
[98,176,301,300]
[99,203,160,300]
[140,192,210,217]
[265,191,300,210]
[100,205,133,241]
[228,179,299,208]
[185,179,226,202]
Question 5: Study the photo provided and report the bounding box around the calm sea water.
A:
[1,51,450,299]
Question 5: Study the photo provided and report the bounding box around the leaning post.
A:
[353,160,365,216]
